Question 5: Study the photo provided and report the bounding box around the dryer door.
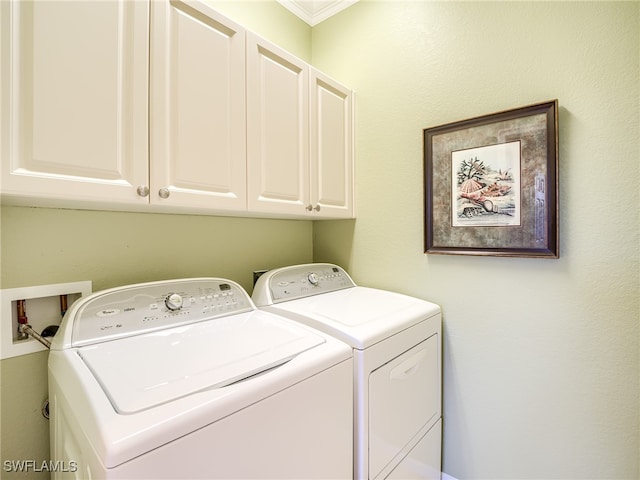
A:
[368,334,440,478]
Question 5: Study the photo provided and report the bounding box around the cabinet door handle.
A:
[306,204,321,212]
[158,188,171,199]
[136,185,150,197]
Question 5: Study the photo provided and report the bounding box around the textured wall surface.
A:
[312,1,639,478]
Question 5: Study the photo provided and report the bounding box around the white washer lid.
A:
[268,287,440,349]
[78,310,324,413]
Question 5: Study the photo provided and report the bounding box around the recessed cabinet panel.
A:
[247,32,309,215]
[1,0,149,204]
[150,1,246,211]
[310,69,354,218]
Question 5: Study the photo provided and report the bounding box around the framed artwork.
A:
[424,100,558,258]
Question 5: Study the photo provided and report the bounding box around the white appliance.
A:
[48,277,353,479]
[253,264,442,480]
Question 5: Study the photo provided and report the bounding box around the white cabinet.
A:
[246,32,309,217]
[310,68,354,218]
[1,0,149,207]
[1,1,354,219]
[1,0,246,213]
[150,1,246,212]
[247,33,354,219]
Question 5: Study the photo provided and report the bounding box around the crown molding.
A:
[277,0,359,26]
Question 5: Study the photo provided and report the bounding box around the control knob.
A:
[165,293,183,311]
[307,273,319,286]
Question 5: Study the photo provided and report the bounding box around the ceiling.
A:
[276,0,359,26]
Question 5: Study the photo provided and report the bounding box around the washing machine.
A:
[252,263,442,480]
[48,277,353,479]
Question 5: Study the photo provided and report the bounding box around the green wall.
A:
[0,3,313,477]
[312,1,639,478]
[0,207,313,293]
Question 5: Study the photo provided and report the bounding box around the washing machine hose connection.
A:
[18,324,52,349]
[15,296,64,348]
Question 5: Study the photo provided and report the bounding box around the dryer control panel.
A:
[59,279,253,347]
[254,264,356,305]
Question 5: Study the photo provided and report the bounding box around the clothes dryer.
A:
[253,263,442,480]
[48,277,353,479]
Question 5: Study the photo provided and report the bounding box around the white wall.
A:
[312,1,639,478]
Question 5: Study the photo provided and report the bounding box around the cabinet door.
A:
[150,1,246,212]
[0,0,149,206]
[246,32,309,217]
[309,68,354,218]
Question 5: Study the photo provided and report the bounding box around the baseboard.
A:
[442,473,458,480]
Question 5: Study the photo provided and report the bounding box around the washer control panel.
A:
[263,264,356,304]
[69,279,252,346]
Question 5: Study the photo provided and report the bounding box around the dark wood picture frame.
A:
[424,100,559,258]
